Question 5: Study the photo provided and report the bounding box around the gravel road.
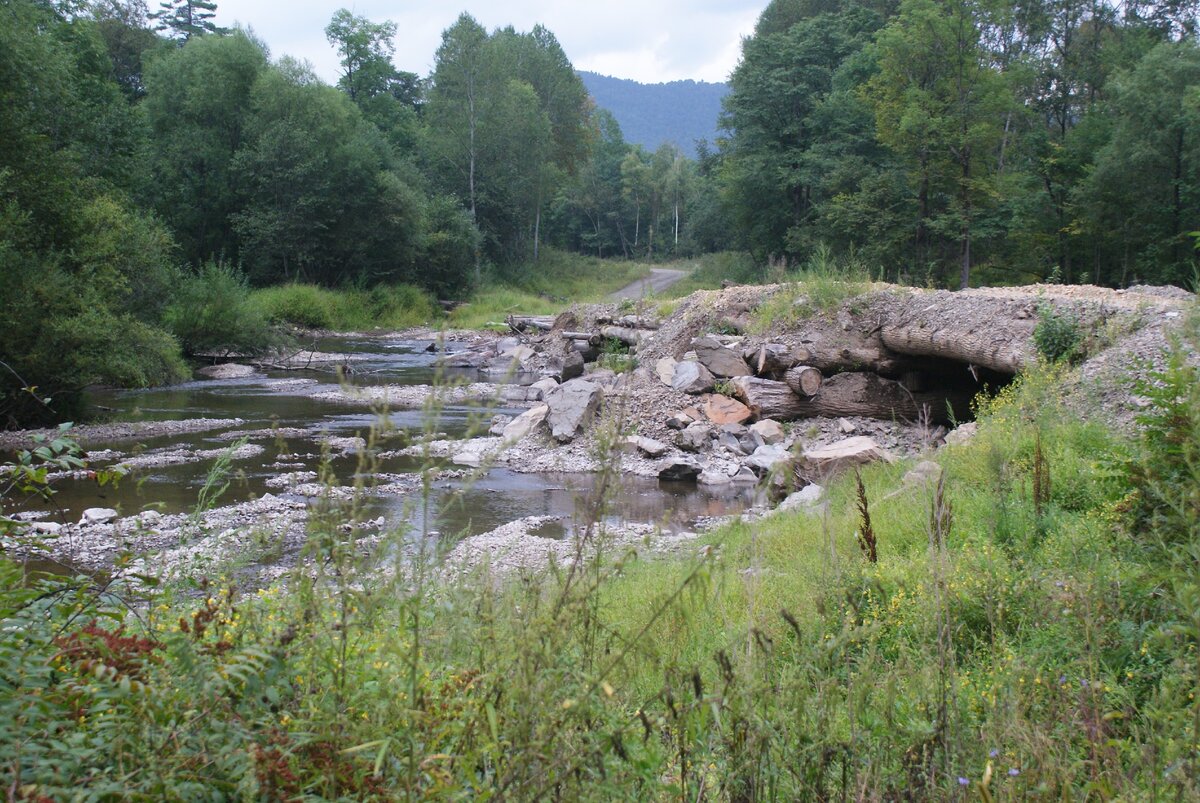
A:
[610,267,687,300]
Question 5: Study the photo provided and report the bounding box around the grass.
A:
[4,305,1200,798]
[750,244,876,331]
[250,283,438,331]
[448,249,653,329]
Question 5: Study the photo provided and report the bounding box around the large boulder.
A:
[502,404,550,442]
[778,484,825,513]
[80,507,118,525]
[704,395,752,425]
[797,436,893,481]
[544,380,602,442]
[671,361,715,394]
[692,336,753,378]
[658,456,702,481]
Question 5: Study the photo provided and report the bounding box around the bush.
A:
[163,262,276,356]
[251,283,334,329]
[1033,301,1083,363]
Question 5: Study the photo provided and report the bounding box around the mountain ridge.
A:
[577,70,729,158]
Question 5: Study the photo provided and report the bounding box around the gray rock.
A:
[530,377,559,400]
[698,468,733,485]
[560,350,585,381]
[503,404,550,442]
[749,419,786,445]
[502,344,536,363]
[622,435,669,458]
[943,422,978,447]
[903,460,943,487]
[658,456,702,481]
[778,484,825,513]
[798,437,893,480]
[731,466,759,484]
[671,361,715,394]
[489,415,513,436]
[746,444,791,474]
[30,521,63,535]
[544,380,602,442]
[676,422,713,452]
[837,418,856,435]
[80,507,118,525]
[691,336,753,378]
[665,411,693,430]
[655,357,678,386]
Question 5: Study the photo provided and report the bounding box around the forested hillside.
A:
[577,71,729,157]
[1,0,1198,429]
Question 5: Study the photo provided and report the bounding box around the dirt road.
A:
[609,267,687,300]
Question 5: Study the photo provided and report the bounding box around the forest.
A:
[2,0,1198,426]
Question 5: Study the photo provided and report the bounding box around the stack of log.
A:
[506,312,662,361]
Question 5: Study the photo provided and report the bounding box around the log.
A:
[506,314,556,333]
[746,343,795,375]
[599,325,643,346]
[561,331,602,345]
[731,373,974,424]
[615,315,660,330]
[879,293,1035,374]
[784,365,823,396]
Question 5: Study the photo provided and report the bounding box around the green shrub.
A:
[251,283,334,329]
[163,262,276,356]
[1033,301,1083,363]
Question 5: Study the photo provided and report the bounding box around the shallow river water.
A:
[20,335,756,547]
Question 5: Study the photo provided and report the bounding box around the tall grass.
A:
[250,283,437,331]
[751,243,877,331]
[4,306,1200,798]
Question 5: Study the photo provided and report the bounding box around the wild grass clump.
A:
[250,283,437,331]
[750,243,876,332]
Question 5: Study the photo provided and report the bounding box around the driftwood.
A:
[784,365,823,396]
[561,331,602,345]
[599,325,643,346]
[506,314,556,333]
[731,373,973,424]
[614,315,661,330]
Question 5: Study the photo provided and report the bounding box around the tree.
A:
[91,0,164,100]
[1082,40,1200,284]
[324,9,398,103]
[868,0,1012,288]
[149,0,224,42]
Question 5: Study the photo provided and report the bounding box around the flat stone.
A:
[502,344,536,362]
[749,419,785,445]
[704,396,752,425]
[502,404,550,442]
[799,437,893,480]
[698,468,732,485]
[658,456,702,481]
[452,438,502,467]
[655,357,678,386]
[622,435,669,458]
[30,521,63,535]
[489,415,513,435]
[778,484,825,513]
[745,444,790,474]
[80,507,118,525]
[671,361,715,394]
[691,335,753,378]
[530,377,559,399]
[665,412,693,430]
[544,380,602,442]
[837,417,856,435]
[731,466,759,484]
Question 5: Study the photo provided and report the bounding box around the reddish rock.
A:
[704,395,752,425]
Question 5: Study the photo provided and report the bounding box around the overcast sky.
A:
[212,1,766,85]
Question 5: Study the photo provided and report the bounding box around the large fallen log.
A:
[879,292,1035,374]
[731,373,974,424]
[600,325,643,346]
[507,314,556,333]
[746,343,795,375]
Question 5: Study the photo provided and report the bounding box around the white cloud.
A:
[214,0,765,84]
